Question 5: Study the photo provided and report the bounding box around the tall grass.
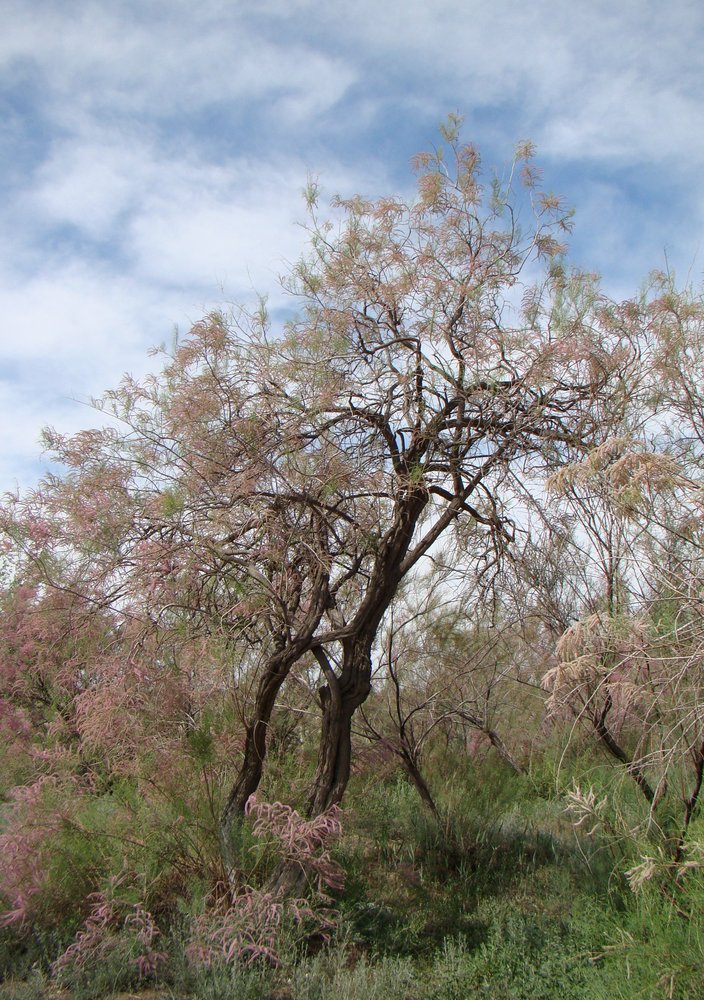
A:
[2,742,703,998]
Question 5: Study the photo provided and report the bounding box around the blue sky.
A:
[1,0,703,491]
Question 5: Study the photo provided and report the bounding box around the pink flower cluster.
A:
[245,794,345,894]
[52,885,166,982]
[187,797,344,968]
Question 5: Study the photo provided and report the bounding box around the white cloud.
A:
[291,0,704,169]
[0,263,160,366]
[123,159,301,288]
[1,0,704,493]
[0,260,193,491]
[0,2,356,128]
[29,137,146,240]
[0,133,387,492]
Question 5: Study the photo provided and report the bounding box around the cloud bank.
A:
[1,0,702,489]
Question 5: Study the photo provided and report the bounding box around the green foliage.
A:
[160,488,184,517]
[2,747,704,999]
[597,897,704,999]
[52,922,163,999]
[170,960,278,1000]
[186,720,216,766]
[291,942,419,1000]
[0,926,69,991]
[423,899,606,1000]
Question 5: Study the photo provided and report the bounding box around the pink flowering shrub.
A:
[0,699,33,794]
[186,886,319,968]
[52,880,166,987]
[245,794,345,894]
[187,796,344,968]
[0,777,73,928]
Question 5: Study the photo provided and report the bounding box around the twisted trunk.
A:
[307,634,375,816]
[219,648,295,869]
[307,487,429,816]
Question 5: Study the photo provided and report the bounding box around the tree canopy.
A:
[3,126,704,986]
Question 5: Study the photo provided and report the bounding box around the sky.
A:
[1,0,703,492]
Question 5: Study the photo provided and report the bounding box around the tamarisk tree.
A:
[0,122,634,865]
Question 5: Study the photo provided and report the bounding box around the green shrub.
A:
[291,941,419,1000]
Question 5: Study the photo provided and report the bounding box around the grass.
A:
[2,751,703,999]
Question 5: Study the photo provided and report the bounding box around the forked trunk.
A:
[219,575,331,869]
[307,636,374,816]
[307,490,430,816]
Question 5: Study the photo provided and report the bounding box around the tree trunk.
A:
[674,738,704,862]
[456,709,525,775]
[307,634,374,816]
[219,646,298,868]
[219,572,332,868]
[306,489,430,816]
[485,727,525,775]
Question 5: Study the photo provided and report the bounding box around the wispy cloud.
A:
[1,0,702,490]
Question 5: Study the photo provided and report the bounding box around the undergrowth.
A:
[2,751,703,998]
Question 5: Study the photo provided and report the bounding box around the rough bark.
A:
[307,636,374,816]
[219,651,290,864]
[307,487,429,816]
